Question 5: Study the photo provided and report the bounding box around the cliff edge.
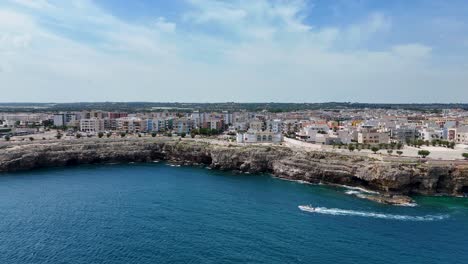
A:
[1,139,467,202]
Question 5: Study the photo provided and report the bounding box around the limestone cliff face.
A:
[1,139,467,196]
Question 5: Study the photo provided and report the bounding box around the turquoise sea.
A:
[0,163,466,264]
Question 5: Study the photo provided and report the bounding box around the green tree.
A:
[98,132,104,138]
[396,150,403,156]
[462,153,468,160]
[371,146,379,154]
[106,132,112,138]
[120,132,126,138]
[4,135,10,141]
[180,132,186,138]
[348,145,355,152]
[76,133,82,139]
[55,133,62,139]
[418,150,430,158]
[396,142,403,149]
[387,149,393,155]
[29,137,34,141]
[151,132,157,137]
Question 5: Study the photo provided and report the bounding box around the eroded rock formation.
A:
[1,139,467,200]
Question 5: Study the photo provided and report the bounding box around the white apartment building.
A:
[420,127,444,141]
[455,127,468,144]
[223,111,233,126]
[236,130,283,143]
[267,119,283,133]
[80,118,105,133]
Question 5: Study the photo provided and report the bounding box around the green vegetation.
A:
[462,153,468,160]
[29,137,34,141]
[387,150,393,155]
[120,132,126,138]
[98,132,104,138]
[76,133,82,139]
[4,135,10,141]
[1,102,467,113]
[191,128,220,136]
[180,132,186,138]
[418,150,430,158]
[348,145,355,152]
[397,151,403,156]
[106,132,112,138]
[371,146,379,154]
[151,132,157,138]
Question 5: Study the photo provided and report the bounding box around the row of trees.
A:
[346,144,431,158]
[406,139,456,149]
[333,142,403,151]
[190,128,220,138]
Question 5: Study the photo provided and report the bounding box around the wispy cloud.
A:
[0,0,467,103]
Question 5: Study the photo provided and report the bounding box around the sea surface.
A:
[0,163,467,264]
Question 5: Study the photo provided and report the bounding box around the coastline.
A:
[1,137,467,205]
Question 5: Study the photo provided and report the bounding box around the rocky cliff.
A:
[1,139,467,201]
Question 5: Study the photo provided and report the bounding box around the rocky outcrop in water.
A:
[1,139,467,202]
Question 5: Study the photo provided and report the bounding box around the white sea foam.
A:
[396,202,418,207]
[341,185,379,194]
[345,190,361,195]
[298,205,448,221]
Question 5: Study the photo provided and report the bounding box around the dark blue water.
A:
[0,164,467,264]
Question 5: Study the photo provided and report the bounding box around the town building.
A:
[80,118,105,133]
[236,130,282,143]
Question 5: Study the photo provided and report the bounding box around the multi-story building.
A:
[236,130,283,143]
[391,125,417,143]
[248,121,264,131]
[53,114,65,127]
[223,111,233,126]
[146,118,173,132]
[174,118,193,134]
[116,117,147,133]
[455,127,468,144]
[267,119,283,133]
[357,127,390,144]
[80,118,105,133]
[108,112,128,119]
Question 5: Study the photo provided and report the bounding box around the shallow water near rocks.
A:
[0,163,466,264]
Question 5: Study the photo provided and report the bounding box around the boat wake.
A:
[298,205,449,221]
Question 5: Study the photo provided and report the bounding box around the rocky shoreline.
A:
[1,138,467,205]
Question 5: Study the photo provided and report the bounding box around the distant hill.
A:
[0,102,467,112]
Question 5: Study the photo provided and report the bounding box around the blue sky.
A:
[0,0,467,103]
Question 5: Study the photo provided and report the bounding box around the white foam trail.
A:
[298,205,448,221]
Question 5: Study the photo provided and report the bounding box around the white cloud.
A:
[154,17,176,33]
[392,44,432,59]
[8,0,53,9]
[0,0,466,103]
